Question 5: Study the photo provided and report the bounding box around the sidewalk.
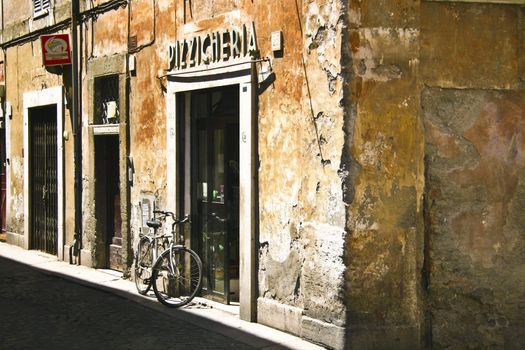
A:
[0,242,325,350]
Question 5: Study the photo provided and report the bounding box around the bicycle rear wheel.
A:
[152,246,203,308]
[134,237,153,295]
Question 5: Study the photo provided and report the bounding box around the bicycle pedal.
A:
[143,278,151,285]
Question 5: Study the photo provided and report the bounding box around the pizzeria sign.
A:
[167,22,258,71]
[40,34,72,66]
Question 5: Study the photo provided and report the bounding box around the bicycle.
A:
[134,211,172,296]
[135,210,203,308]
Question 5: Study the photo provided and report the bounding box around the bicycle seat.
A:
[146,220,162,229]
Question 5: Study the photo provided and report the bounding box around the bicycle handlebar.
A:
[177,215,191,224]
[153,210,174,217]
[152,210,190,225]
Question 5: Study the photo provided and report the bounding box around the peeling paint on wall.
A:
[5,1,523,349]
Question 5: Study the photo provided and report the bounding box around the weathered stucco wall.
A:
[423,88,525,349]
[78,0,171,268]
[2,1,31,28]
[91,6,128,57]
[146,0,351,347]
[128,0,174,249]
[4,38,75,251]
[345,0,425,348]
[78,0,191,268]
[421,2,525,349]
[5,47,25,238]
[168,1,348,347]
[254,1,347,348]
[2,0,72,43]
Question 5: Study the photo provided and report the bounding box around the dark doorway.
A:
[94,135,121,270]
[29,105,58,255]
[1,123,6,241]
[190,85,240,304]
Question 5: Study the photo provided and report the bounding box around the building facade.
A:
[1,0,524,349]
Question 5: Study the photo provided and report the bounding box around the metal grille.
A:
[94,75,120,124]
[30,107,58,255]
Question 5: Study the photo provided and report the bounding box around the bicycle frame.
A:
[153,214,188,276]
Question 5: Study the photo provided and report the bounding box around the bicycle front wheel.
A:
[134,237,153,295]
[151,246,203,308]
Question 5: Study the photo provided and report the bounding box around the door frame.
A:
[23,86,64,259]
[191,89,240,304]
[166,62,257,321]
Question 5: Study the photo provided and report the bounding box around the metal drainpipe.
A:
[71,0,82,265]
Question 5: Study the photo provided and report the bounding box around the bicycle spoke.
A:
[152,247,202,308]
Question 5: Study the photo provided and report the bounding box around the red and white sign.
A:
[40,34,71,66]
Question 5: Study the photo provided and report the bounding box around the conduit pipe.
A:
[71,0,82,265]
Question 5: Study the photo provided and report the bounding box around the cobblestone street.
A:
[0,257,265,350]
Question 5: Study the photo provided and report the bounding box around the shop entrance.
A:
[94,135,122,270]
[29,105,58,255]
[190,85,240,304]
[168,65,256,319]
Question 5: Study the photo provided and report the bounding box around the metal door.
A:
[30,106,58,255]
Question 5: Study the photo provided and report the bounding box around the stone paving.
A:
[0,257,268,350]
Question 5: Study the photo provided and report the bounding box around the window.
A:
[33,0,51,17]
[94,75,120,125]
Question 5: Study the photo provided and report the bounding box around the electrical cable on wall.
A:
[0,0,128,50]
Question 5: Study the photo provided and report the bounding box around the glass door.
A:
[191,86,239,304]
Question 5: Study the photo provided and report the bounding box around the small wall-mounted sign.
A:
[141,194,156,231]
[40,34,72,66]
[271,31,282,52]
[92,124,120,135]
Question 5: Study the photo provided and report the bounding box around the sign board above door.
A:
[167,22,258,72]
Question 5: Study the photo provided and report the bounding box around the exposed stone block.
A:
[109,244,123,271]
[350,28,419,83]
[80,249,94,268]
[301,223,346,324]
[257,298,303,336]
[354,0,419,29]
[423,88,525,349]
[257,298,346,349]
[421,2,520,89]
[301,316,345,350]
[63,245,71,263]
[346,324,422,350]
[6,232,24,248]
[520,7,525,83]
